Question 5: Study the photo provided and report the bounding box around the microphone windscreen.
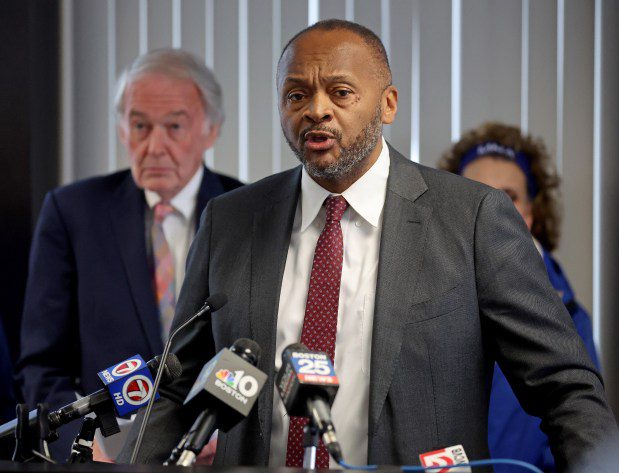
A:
[207,293,228,312]
[150,353,183,384]
[162,353,183,380]
[230,338,262,366]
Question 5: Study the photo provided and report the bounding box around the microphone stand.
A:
[11,404,57,464]
[68,417,98,464]
[302,421,320,470]
[129,297,223,464]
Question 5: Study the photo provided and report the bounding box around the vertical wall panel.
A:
[388,0,413,157]
[148,0,172,49]
[180,0,206,59]
[279,1,308,172]
[320,0,346,20]
[460,0,522,133]
[528,0,557,156]
[271,0,281,174]
[148,0,173,50]
[115,1,141,170]
[248,0,274,181]
[419,0,451,167]
[599,0,619,415]
[353,0,381,44]
[61,0,75,184]
[238,0,248,181]
[211,0,240,178]
[555,0,595,313]
[73,0,109,179]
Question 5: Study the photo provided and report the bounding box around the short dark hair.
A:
[278,19,392,88]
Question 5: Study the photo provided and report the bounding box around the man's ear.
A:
[202,123,220,150]
[118,120,128,146]
[381,85,398,125]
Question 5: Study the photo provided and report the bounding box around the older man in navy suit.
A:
[16,48,242,461]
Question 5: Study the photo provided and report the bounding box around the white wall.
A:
[60,0,619,408]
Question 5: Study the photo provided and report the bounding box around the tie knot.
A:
[154,202,175,223]
[324,195,349,223]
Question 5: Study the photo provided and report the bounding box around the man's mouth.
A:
[303,130,337,152]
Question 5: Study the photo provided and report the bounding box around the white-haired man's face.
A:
[118,72,219,201]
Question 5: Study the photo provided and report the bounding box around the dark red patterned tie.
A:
[285,195,349,468]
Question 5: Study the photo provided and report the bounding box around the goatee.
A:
[285,104,383,181]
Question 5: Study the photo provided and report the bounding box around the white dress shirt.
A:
[269,138,390,467]
[145,166,203,300]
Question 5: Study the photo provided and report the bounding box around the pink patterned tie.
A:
[152,202,176,342]
[285,195,349,468]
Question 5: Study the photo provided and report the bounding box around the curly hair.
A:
[438,122,562,251]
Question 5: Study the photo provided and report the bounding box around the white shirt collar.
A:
[144,166,204,220]
[300,137,390,231]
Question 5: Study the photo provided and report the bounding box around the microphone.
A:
[171,338,267,467]
[0,353,182,440]
[275,343,343,464]
[129,293,228,464]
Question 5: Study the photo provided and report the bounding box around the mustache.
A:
[300,125,342,142]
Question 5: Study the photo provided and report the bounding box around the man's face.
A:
[462,156,533,230]
[278,29,397,189]
[118,73,218,201]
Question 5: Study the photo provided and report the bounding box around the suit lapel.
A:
[369,148,431,436]
[249,167,301,443]
[109,174,163,355]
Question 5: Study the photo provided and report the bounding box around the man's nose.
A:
[303,92,333,123]
[147,125,166,155]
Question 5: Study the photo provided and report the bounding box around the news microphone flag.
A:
[184,347,267,421]
[419,445,472,473]
[97,355,158,417]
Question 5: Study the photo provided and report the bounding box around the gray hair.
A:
[114,48,224,128]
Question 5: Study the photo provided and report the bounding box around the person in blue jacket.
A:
[439,122,600,472]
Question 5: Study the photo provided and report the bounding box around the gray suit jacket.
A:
[121,147,615,471]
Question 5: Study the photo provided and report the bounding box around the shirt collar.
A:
[144,166,204,220]
[300,137,390,231]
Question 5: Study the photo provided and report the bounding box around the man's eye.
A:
[287,92,305,102]
[334,89,352,98]
[168,123,181,130]
[133,122,146,129]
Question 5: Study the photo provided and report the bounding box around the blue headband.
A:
[458,141,538,198]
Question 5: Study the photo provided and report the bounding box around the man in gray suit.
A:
[121,20,616,471]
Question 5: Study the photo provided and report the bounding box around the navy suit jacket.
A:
[16,167,242,458]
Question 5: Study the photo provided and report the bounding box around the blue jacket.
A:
[488,247,600,472]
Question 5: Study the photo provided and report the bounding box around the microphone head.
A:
[276,344,339,417]
[230,338,262,366]
[149,353,183,384]
[206,293,228,312]
[161,353,183,381]
[282,343,308,363]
